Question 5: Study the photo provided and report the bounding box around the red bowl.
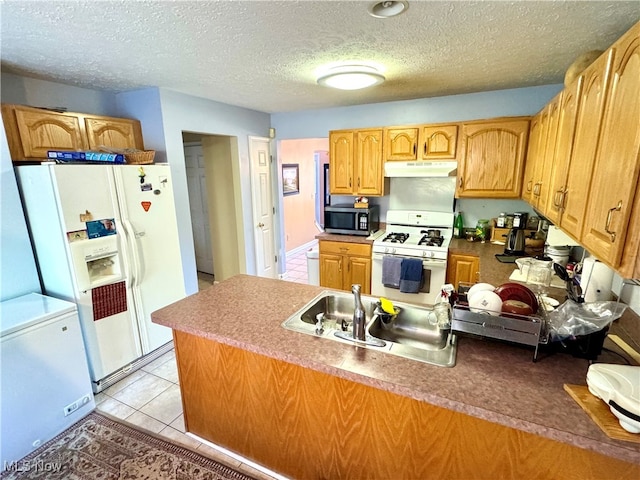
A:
[494,283,539,312]
[501,299,534,316]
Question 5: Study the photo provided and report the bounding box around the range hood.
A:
[384,161,458,178]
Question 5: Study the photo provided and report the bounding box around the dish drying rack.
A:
[451,283,549,362]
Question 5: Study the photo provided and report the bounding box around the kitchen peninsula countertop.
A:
[153,274,640,465]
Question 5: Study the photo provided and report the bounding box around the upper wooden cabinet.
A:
[456,117,530,198]
[558,50,614,240]
[543,77,583,225]
[384,127,418,160]
[580,23,640,270]
[84,116,144,151]
[420,124,458,160]
[2,104,144,162]
[384,124,458,161]
[329,129,384,196]
[520,21,640,279]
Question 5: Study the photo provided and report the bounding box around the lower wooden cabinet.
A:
[446,253,480,291]
[319,240,371,294]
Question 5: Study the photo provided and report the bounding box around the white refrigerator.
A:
[16,164,186,392]
[1,293,95,465]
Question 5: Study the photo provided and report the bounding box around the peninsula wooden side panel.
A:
[174,331,638,480]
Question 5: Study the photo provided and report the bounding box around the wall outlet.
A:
[63,394,92,416]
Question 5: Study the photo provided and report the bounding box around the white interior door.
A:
[249,136,276,278]
[184,144,214,275]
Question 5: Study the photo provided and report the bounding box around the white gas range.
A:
[371,210,454,305]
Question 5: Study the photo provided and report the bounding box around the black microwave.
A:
[324,204,379,236]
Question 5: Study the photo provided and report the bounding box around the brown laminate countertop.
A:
[153,274,640,465]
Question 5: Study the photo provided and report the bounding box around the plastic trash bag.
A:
[547,300,627,342]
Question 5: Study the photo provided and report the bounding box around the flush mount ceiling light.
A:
[316,65,385,90]
[368,0,409,18]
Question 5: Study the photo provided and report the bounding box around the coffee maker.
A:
[504,212,528,255]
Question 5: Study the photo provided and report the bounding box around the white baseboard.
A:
[285,239,318,259]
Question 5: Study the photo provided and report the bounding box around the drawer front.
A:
[319,241,371,257]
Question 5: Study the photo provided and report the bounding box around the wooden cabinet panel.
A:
[354,129,384,196]
[384,127,418,160]
[175,331,638,480]
[319,253,343,291]
[521,110,545,204]
[11,107,86,158]
[329,129,384,196]
[543,78,583,225]
[347,256,372,294]
[446,253,480,291]
[581,23,640,267]
[420,124,457,160]
[457,118,530,198]
[560,50,614,239]
[85,116,143,150]
[320,240,371,257]
[320,240,371,293]
[329,130,354,195]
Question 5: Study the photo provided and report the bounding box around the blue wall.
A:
[271,85,563,138]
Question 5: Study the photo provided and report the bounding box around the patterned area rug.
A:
[1,411,256,480]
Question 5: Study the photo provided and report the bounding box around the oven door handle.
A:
[373,253,446,268]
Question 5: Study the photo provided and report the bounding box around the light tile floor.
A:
[95,350,280,480]
[281,248,313,284]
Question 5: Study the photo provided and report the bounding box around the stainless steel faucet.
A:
[352,284,366,341]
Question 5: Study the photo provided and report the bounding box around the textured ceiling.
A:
[1,1,639,113]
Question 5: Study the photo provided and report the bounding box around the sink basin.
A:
[282,291,457,367]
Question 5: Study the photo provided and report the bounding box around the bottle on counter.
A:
[496,212,507,228]
[453,211,465,238]
[475,219,490,243]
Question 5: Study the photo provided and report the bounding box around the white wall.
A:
[1,72,118,116]
[0,121,40,301]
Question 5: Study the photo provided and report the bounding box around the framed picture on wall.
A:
[282,164,299,196]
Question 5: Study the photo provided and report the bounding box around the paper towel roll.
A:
[581,257,614,302]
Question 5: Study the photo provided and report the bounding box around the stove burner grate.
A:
[382,232,409,244]
[418,235,444,247]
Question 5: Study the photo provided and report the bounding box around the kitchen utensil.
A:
[380,297,396,315]
[469,290,503,315]
[501,299,534,316]
[494,282,539,312]
[467,283,496,301]
[553,262,570,281]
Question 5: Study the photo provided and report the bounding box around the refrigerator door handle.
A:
[123,219,145,288]
[119,219,137,287]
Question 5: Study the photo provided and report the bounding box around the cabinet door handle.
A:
[605,201,623,242]
[358,177,360,188]
[527,180,533,193]
[339,259,342,273]
[533,182,541,196]
[413,143,416,156]
[349,177,352,188]
[423,142,427,155]
[459,177,463,188]
[553,189,563,207]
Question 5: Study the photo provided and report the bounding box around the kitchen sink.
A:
[282,291,457,367]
